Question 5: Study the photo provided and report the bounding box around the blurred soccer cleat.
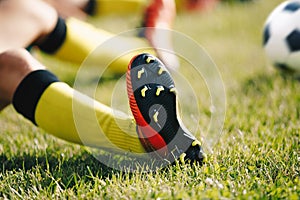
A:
[180,0,219,12]
[140,0,180,70]
[127,53,205,165]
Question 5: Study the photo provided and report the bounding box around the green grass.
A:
[1,0,300,199]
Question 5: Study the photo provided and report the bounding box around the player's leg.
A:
[35,16,155,74]
[0,0,58,53]
[0,0,57,109]
[0,0,153,74]
[0,49,45,110]
[34,0,178,73]
[0,48,145,153]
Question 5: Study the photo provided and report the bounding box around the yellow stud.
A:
[158,67,165,75]
[153,111,159,123]
[170,87,177,94]
[156,86,164,96]
[137,68,145,79]
[141,86,148,97]
[192,140,202,147]
[146,56,155,64]
[179,153,186,164]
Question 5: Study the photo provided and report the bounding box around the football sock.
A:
[37,17,155,74]
[38,17,67,54]
[12,70,145,153]
[84,0,148,16]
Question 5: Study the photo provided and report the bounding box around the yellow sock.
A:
[12,70,145,153]
[92,0,148,16]
[35,82,145,153]
[54,17,155,74]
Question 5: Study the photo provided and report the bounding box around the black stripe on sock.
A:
[12,70,59,125]
[25,45,34,52]
[38,17,67,54]
[84,0,97,16]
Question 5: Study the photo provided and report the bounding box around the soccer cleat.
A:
[140,0,180,69]
[127,53,205,165]
[182,0,219,12]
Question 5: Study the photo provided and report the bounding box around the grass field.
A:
[1,0,299,199]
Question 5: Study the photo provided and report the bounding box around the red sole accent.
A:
[127,55,168,153]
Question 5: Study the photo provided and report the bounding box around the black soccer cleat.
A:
[126,53,205,165]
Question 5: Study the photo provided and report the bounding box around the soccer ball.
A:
[263,0,300,74]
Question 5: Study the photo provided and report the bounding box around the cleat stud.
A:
[156,86,165,96]
[153,111,159,123]
[192,140,202,147]
[137,68,145,79]
[146,56,155,64]
[179,153,186,164]
[158,67,165,75]
[141,86,148,97]
[169,87,177,94]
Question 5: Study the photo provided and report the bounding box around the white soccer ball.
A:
[263,0,300,74]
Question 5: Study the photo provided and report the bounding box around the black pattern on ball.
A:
[263,24,271,45]
[286,29,300,52]
[283,1,300,12]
